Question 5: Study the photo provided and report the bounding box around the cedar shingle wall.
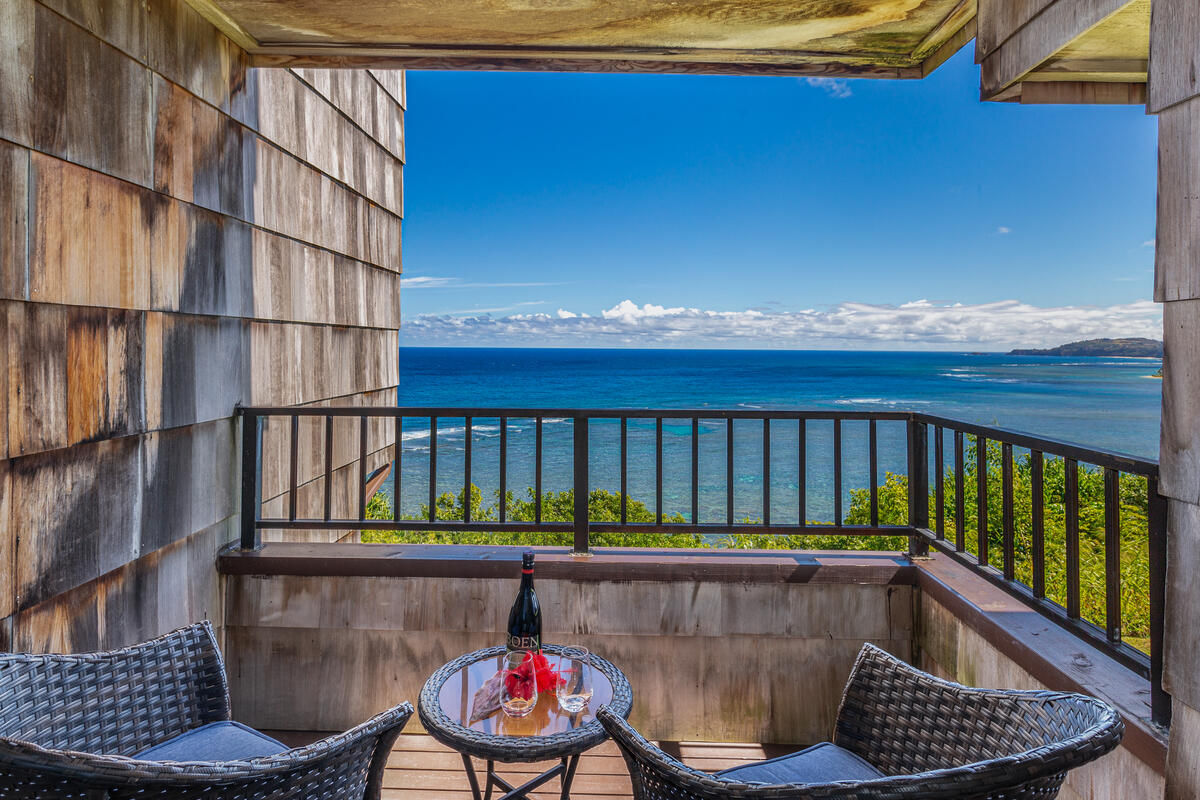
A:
[0,0,403,653]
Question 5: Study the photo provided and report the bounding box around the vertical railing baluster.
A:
[499,416,507,523]
[934,426,944,540]
[906,418,929,556]
[358,415,368,522]
[393,414,400,521]
[868,422,878,527]
[977,435,988,566]
[429,416,438,522]
[656,417,664,526]
[763,419,771,527]
[357,417,367,522]
[1104,468,1121,643]
[463,416,472,524]
[691,418,699,525]
[833,419,843,527]
[726,418,734,527]
[954,430,965,552]
[535,417,543,526]
[620,417,628,525]
[323,415,333,522]
[1002,443,1014,580]
[239,410,262,550]
[573,416,589,555]
[1148,475,1170,727]
[798,419,807,525]
[288,414,299,522]
[1065,458,1081,619]
[1032,451,1045,599]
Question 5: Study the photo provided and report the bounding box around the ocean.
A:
[386,348,1162,523]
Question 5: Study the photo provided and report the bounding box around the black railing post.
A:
[907,417,930,557]
[239,409,262,551]
[572,416,590,556]
[1148,475,1171,727]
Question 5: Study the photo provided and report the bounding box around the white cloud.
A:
[803,77,853,99]
[401,275,566,289]
[403,298,1162,350]
[437,301,548,315]
[401,276,458,289]
[996,226,1011,235]
[1142,240,1155,248]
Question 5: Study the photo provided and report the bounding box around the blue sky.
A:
[398,47,1160,350]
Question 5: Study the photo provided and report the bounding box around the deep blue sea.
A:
[388,348,1162,523]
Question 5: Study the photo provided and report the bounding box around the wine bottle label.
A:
[507,633,540,651]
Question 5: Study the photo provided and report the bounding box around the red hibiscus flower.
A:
[503,651,559,699]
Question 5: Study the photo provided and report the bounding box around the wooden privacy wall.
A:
[223,571,913,744]
[0,0,403,653]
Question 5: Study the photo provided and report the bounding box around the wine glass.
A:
[500,651,538,718]
[555,646,593,713]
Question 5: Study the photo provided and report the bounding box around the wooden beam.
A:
[1023,57,1146,83]
[979,0,1132,100]
[249,48,921,80]
[922,16,978,77]
[1017,80,1146,104]
[913,0,977,63]
[976,0,1056,61]
[1147,0,1200,113]
[179,0,258,52]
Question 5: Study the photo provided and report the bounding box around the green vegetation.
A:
[364,439,1150,653]
[363,487,706,548]
[860,446,1151,654]
[1009,337,1163,357]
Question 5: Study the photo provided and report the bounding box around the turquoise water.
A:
[388,348,1162,522]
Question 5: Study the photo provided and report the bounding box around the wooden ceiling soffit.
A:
[182,0,977,80]
[979,0,1148,103]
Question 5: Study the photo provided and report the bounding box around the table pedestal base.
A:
[460,753,581,800]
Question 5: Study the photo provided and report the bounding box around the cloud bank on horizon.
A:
[402,298,1162,350]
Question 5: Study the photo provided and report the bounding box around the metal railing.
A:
[236,405,1169,726]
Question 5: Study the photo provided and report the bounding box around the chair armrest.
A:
[0,702,415,799]
[596,706,760,800]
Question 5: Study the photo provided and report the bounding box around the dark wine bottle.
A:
[506,551,542,652]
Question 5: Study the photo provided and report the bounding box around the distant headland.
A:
[1008,337,1163,357]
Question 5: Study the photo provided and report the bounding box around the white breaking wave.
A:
[400,424,501,442]
[835,398,931,407]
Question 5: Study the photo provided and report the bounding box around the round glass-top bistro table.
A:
[418,645,633,800]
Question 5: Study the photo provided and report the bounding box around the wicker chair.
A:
[0,621,413,799]
[598,643,1124,800]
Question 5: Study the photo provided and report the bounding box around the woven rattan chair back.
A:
[598,643,1124,800]
[832,644,1120,779]
[0,622,229,755]
[0,621,414,800]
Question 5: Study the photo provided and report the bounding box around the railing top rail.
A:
[237,405,1158,473]
[237,406,912,421]
[913,412,1158,475]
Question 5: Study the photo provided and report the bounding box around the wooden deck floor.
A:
[382,734,797,800]
[275,732,796,800]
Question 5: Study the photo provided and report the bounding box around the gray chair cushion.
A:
[715,742,885,785]
[133,721,287,762]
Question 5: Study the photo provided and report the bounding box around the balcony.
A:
[218,405,1169,799]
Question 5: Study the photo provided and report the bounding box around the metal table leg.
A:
[559,754,581,800]
[462,753,484,800]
